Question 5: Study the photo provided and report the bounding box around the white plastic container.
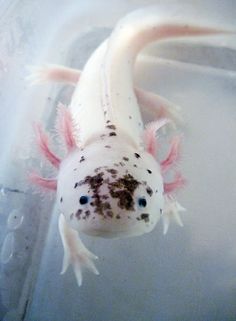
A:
[0,1,236,320]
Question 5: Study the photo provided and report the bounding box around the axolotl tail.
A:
[70,7,231,148]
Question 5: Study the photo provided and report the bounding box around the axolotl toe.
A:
[30,7,233,286]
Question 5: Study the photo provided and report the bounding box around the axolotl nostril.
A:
[29,7,233,286]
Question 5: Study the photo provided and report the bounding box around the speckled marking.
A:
[137,213,150,222]
[108,173,140,211]
[106,124,116,130]
[146,186,153,196]
[76,209,83,219]
[147,169,152,174]
[134,153,141,159]
[80,156,85,163]
[109,132,117,137]
[106,168,118,175]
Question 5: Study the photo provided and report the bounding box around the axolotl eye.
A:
[138,197,147,208]
[79,195,90,205]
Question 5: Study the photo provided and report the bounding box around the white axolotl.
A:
[29,8,231,286]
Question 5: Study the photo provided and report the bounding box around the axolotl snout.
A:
[29,7,232,285]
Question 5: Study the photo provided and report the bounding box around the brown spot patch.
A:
[108,174,140,211]
[106,211,114,218]
[123,157,129,161]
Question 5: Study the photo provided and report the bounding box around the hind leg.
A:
[135,87,184,125]
[27,64,81,85]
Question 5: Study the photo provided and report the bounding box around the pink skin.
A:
[32,104,77,190]
[29,172,57,190]
[161,136,181,173]
[143,119,184,195]
[143,118,170,156]
[164,172,186,194]
[57,103,77,151]
[34,123,61,168]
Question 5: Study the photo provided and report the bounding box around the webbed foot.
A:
[162,196,186,235]
[58,214,99,286]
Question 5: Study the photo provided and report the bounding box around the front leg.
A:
[58,214,99,286]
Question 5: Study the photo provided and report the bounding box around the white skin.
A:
[29,7,231,286]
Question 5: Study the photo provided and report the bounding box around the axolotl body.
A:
[30,8,230,286]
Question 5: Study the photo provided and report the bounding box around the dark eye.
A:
[138,197,147,207]
[79,195,89,205]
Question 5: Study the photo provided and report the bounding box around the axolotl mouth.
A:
[57,144,164,239]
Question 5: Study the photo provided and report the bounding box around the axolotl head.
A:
[57,139,164,238]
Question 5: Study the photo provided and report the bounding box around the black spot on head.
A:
[106,211,114,218]
[85,210,91,217]
[147,169,152,174]
[134,153,141,159]
[146,187,153,197]
[75,209,83,219]
[106,168,117,175]
[74,180,84,188]
[60,197,63,203]
[137,213,150,222]
[109,132,117,137]
[106,124,116,130]
[141,213,149,222]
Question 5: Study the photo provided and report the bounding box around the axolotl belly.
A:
[30,7,232,286]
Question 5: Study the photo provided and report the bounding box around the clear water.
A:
[0,1,236,320]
